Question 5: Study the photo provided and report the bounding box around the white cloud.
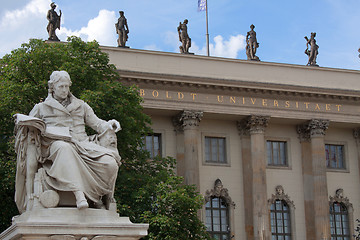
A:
[58,10,117,46]
[0,0,51,56]
[193,34,246,59]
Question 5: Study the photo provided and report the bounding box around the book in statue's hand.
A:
[14,113,72,141]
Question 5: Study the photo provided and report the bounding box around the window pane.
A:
[206,197,230,239]
[325,144,345,169]
[267,141,287,166]
[270,200,291,239]
[205,137,227,164]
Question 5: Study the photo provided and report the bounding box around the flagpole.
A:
[205,0,210,56]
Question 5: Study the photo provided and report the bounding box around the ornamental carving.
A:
[296,124,311,142]
[353,128,360,141]
[172,110,203,131]
[205,179,235,208]
[237,115,270,135]
[308,119,329,136]
[329,188,353,210]
[268,185,295,209]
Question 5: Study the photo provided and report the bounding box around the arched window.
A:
[329,189,354,240]
[270,200,291,239]
[205,179,235,240]
[268,185,296,240]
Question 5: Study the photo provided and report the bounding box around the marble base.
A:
[0,208,148,240]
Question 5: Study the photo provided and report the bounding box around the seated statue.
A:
[14,70,121,213]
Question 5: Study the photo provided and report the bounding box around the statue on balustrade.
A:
[304,32,319,66]
[14,70,121,213]
[115,11,129,47]
[177,19,192,54]
[246,24,260,61]
[46,2,62,41]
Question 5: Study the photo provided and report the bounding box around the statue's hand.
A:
[107,119,121,132]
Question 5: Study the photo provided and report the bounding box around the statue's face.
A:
[53,78,70,101]
[99,130,117,149]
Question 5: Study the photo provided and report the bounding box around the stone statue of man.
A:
[177,19,191,54]
[246,24,260,61]
[14,71,121,213]
[115,11,129,47]
[304,32,319,66]
[47,2,62,41]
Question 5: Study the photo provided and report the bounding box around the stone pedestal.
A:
[0,208,148,240]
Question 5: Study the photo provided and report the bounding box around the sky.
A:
[0,0,359,70]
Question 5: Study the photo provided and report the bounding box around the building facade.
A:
[102,46,360,240]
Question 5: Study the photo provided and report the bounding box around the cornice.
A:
[117,70,360,102]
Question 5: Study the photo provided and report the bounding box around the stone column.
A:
[237,121,253,240]
[353,128,360,196]
[297,124,315,240]
[298,119,330,240]
[173,110,203,190]
[238,115,270,240]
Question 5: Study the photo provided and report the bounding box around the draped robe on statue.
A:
[15,93,120,212]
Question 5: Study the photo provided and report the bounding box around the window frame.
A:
[142,133,162,158]
[270,199,292,240]
[205,196,231,240]
[329,202,350,239]
[325,142,347,171]
[265,138,291,169]
[202,133,230,166]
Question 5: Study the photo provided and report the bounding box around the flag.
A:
[198,0,206,11]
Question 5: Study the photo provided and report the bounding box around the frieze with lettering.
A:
[139,88,352,114]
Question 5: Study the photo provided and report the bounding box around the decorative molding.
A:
[205,179,235,208]
[237,115,270,135]
[329,188,353,210]
[268,185,295,209]
[172,110,203,131]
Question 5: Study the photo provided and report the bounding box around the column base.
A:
[0,208,148,240]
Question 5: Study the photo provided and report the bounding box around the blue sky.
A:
[1,0,359,70]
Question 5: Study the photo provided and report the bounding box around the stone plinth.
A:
[0,208,148,240]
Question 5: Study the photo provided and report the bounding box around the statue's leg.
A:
[25,128,39,210]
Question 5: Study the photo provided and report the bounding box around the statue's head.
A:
[119,11,124,16]
[184,19,188,24]
[48,71,72,97]
[250,24,255,29]
[50,2,56,9]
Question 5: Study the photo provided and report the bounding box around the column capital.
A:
[237,115,270,135]
[353,128,360,141]
[297,124,311,142]
[308,119,329,137]
[172,110,203,131]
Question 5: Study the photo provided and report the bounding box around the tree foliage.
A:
[0,37,210,239]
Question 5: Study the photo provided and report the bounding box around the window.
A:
[270,200,292,240]
[267,141,287,166]
[142,134,161,158]
[325,144,345,169]
[205,136,226,164]
[330,202,350,240]
[205,197,230,240]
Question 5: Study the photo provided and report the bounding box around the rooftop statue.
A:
[358,48,360,59]
[14,70,121,213]
[115,11,129,48]
[304,32,319,66]
[177,19,192,54]
[246,24,260,61]
[46,2,62,41]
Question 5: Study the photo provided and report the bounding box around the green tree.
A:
[0,37,210,239]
